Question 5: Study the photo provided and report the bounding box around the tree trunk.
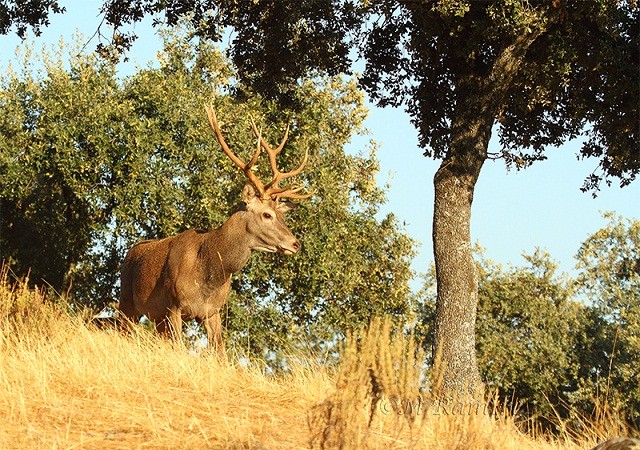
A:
[432,112,491,396]
[429,20,551,396]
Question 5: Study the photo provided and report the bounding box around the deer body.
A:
[118,107,309,354]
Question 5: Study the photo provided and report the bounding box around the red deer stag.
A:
[118,105,309,354]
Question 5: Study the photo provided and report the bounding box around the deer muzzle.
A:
[279,239,300,256]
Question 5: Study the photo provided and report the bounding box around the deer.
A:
[118,105,310,355]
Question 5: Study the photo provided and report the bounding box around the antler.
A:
[249,118,310,201]
[205,104,266,198]
[206,104,310,202]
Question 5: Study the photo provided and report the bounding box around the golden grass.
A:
[0,268,606,449]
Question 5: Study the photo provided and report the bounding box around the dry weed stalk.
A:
[308,316,427,449]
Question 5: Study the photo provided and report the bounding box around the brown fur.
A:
[118,184,300,354]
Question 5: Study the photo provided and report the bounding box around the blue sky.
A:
[2,1,638,284]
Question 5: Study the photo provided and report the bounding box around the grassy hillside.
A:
[0,267,609,449]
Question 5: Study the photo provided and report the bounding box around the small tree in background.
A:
[573,214,640,428]
[475,250,583,430]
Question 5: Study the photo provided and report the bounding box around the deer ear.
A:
[276,200,297,213]
[241,183,259,204]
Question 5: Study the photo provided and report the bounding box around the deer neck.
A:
[201,211,254,277]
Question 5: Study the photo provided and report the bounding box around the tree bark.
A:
[432,113,491,396]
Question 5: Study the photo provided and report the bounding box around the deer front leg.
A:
[202,312,226,358]
[169,307,183,342]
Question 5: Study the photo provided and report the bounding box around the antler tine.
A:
[248,125,262,170]
[280,149,308,180]
[205,105,244,169]
[267,149,308,191]
[271,184,313,201]
[250,118,289,155]
[273,124,289,154]
[277,191,313,201]
[206,104,265,197]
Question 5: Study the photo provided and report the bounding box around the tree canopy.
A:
[574,214,640,427]
[0,0,64,38]
[15,0,631,191]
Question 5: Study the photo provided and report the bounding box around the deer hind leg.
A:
[157,307,183,342]
[202,312,226,358]
[115,300,141,333]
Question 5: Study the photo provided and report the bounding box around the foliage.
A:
[475,251,582,428]
[0,0,64,38]
[352,0,639,189]
[0,42,124,294]
[6,2,635,190]
[573,214,640,428]
[0,28,415,363]
[224,75,416,363]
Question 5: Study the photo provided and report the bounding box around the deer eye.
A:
[262,212,273,220]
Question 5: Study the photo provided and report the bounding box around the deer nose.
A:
[280,239,300,256]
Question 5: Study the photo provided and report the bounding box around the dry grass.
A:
[0,267,610,449]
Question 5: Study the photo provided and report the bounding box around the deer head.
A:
[205,105,310,255]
